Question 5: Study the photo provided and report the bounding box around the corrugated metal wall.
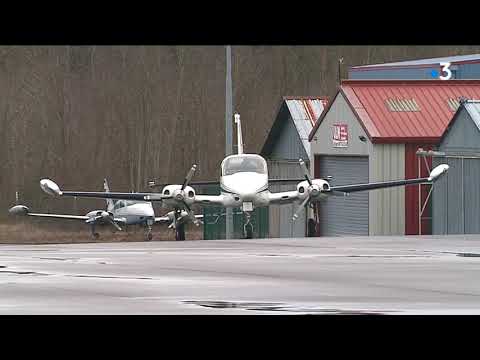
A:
[368,143,406,235]
[317,156,369,236]
[268,117,309,161]
[349,63,480,80]
[349,67,436,80]
[268,160,306,238]
[432,157,465,234]
[432,107,480,234]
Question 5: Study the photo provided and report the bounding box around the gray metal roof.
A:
[464,100,480,132]
[351,54,480,69]
[261,97,327,160]
[285,99,326,159]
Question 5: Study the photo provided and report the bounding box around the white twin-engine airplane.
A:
[10,179,191,241]
[40,114,450,241]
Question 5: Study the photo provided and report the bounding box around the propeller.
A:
[102,212,122,231]
[182,201,201,226]
[86,211,122,231]
[172,164,201,226]
[292,159,321,221]
[299,159,312,186]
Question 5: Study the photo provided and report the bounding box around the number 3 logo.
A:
[440,62,452,80]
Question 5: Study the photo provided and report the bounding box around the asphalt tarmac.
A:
[1,235,480,314]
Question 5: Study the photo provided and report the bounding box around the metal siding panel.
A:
[465,102,480,130]
[349,68,431,80]
[318,156,369,236]
[442,158,463,234]
[463,159,480,233]
[432,157,447,235]
[442,105,480,155]
[310,92,370,157]
[458,63,480,79]
[269,117,308,161]
[433,157,480,235]
[370,144,405,235]
[267,160,306,238]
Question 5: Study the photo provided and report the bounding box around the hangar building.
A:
[308,80,480,236]
[261,96,327,238]
[432,100,480,235]
[349,54,480,80]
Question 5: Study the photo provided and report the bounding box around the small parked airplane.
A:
[40,114,450,240]
[10,178,193,241]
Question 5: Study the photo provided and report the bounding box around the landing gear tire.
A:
[146,232,153,241]
[244,223,253,239]
[175,224,186,241]
[93,233,100,239]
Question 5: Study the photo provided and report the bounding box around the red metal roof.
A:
[309,80,480,143]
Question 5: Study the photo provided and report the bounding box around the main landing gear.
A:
[90,225,100,239]
[145,223,153,241]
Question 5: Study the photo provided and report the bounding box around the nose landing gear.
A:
[243,212,254,239]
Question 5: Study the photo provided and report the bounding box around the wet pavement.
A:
[1,234,480,314]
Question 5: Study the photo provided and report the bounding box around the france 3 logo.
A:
[431,62,452,80]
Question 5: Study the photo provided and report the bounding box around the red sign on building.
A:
[333,124,348,147]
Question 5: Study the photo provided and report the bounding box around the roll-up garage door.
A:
[317,156,369,236]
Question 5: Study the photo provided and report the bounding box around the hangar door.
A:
[316,155,369,236]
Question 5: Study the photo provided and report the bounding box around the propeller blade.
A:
[299,159,312,186]
[108,218,122,231]
[181,164,197,190]
[182,201,200,226]
[292,195,310,221]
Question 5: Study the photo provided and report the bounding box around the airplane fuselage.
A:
[114,201,155,225]
[86,201,155,226]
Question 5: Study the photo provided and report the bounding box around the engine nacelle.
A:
[40,179,62,196]
[86,210,110,219]
[9,205,29,216]
[162,184,196,207]
[296,179,330,200]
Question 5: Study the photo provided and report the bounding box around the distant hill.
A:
[2,45,480,218]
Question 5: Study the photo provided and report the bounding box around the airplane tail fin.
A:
[234,113,244,155]
[104,178,115,212]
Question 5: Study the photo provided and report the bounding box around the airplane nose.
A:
[145,205,155,218]
[239,191,256,201]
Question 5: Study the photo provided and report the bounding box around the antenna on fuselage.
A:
[234,113,244,155]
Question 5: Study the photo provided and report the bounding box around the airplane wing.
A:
[324,164,450,194]
[25,213,89,220]
[193,194,227,207]
[9,205,89,221]
[327,177,431,194]
[40,179,167,201]
[155,214,204,223]
[267,190,302,205]
[154,215,170,223]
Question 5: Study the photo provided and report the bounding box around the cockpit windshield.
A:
[113,200,140,210]
[222,155,267,176]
